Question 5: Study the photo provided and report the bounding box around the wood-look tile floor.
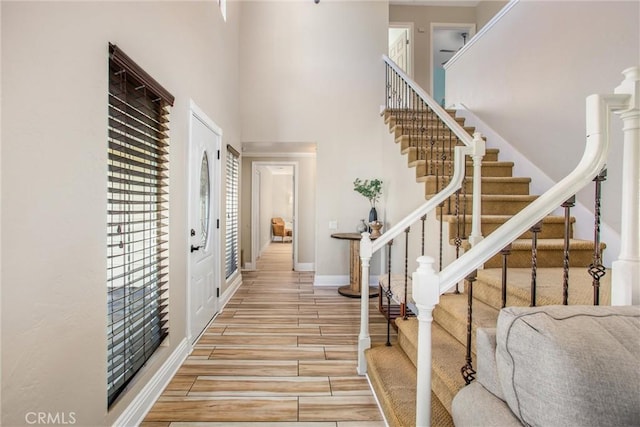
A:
[142,242,394,427]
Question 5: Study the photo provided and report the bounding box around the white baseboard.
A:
[221,273,243,310]
[242,262,256,271]
[294,262,315,271]
[314,275,380,286]
[113,337,190,427]
[453,103,620,267]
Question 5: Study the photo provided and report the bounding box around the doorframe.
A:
[186,100,222,344]
[430,23,476,99]
[389,22,414,78]
[250,161,299,270]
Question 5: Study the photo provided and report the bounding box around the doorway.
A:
[187,102,221,343]
[251,161,299,271]
[431,23,476,107]
[388,23,414,77]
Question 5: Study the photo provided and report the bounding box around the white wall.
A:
[272,174,294,221]
[446,0,639,265]
[1,1,240,425]
[239,1,388,279]
[389,5,476,92]
[258,167,275,250]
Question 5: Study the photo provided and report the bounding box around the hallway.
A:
[142,243,391,426]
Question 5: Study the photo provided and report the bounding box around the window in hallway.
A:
[225,145,240,279]
[106,43,174,407]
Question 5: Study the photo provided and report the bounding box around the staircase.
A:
[365,107,610,426]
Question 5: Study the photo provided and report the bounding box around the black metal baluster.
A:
[501,244,512,308]
[386,240,393,346]
[461,269,477,385]
[589,169,607,306]
[562,195,575,305]
[403,227,410,319]
[530,221,543,307]
[454,188,462,294]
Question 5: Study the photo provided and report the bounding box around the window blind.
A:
[225,146,240,279]
[107,43,174,407]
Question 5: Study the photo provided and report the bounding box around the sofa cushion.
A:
[496,305,640,427]
[476,328,504,400]
[452,382,521,427]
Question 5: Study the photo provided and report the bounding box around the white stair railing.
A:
[357,56,486,376]
[411,67,639,426]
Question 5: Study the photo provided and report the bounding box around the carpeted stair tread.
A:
[422,176,531,197]
[405,148,500,164]
[479,239,606,268]
[365,343,454,427]
[446,214,573,241]
[473,267,612,309]
[380,275,414,308]
[434,293,499,353]
[416,161,515,176]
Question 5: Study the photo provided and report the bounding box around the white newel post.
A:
[412,256,440,427]
[357,232,373,375]
[612,66,640,305]
[468,132,486,247]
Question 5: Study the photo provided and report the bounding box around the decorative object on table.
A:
[353,178,383,225]
[369,220,383,239]
[356,219,368,233]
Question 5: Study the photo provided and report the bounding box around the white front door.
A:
[188,107,220,342]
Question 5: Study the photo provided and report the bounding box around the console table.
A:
[330,232,379,298]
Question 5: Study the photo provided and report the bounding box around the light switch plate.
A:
[329,220,338,230]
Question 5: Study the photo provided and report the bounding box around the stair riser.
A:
[424,179,530,196]
[394,126,474,140]
[417,163,513,178]
[407,149,499,164]
[398,138,467,153]
[433,198,534,216]
[447,220,571,240]
[433,305,479,355]
[483,248,598,268]
[387,117,466,128]
[398,325,418,368]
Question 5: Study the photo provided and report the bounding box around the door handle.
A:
[191,245,202,253]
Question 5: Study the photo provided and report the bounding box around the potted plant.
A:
[353,178,383,224]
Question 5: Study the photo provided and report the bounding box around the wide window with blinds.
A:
[107,43,175,407]
[225,146,240,279]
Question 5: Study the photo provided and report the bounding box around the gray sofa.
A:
[452,305,640,427]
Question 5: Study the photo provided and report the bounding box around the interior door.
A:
[390,30,408,73]
[189,110,219,342]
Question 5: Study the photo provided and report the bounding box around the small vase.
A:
[356,219,368,233]
[368,206,378,223]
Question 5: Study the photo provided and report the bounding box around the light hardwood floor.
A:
[142,242,394,426]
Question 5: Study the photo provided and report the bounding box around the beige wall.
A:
[241,155,317,268]
[446,0,639,264]
[239,1,388,278]
[1,1,240,425]
[389,4,476,91]
[475,1,508,30]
